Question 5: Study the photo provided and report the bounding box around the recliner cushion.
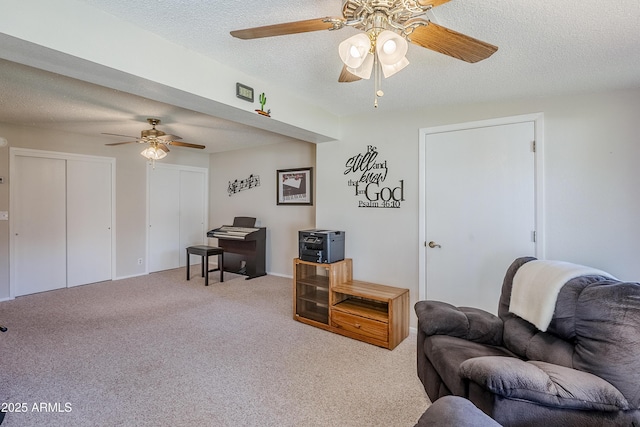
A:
[424,335,517,397]
[416,301,503,346]
[572,280,640,408]
[460,356,630,411]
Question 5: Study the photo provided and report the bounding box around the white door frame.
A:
[418,113,545,301]
[9,147,116,298]
[146,162,209,274]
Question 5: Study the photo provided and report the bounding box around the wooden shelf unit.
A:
[293,258,353,330]
[293,258,409,350]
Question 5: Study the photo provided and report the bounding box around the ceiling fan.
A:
[103,118,205,161]
[231,0,498,106]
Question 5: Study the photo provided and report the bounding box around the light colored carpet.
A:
[0,268,429,426]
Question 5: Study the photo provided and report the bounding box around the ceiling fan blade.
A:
[158,144,170,153]
[231,17,344,40]
[101,132,140,139]
[157,134,182,141]
[168,141,206,149]
[409,22,498,63]
[105,141,137,146]
[417,0,452,7]
[338,65,362,83]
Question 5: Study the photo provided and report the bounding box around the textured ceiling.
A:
[1,0,639,152]
[0,58,301,153]
[78,0,640,114]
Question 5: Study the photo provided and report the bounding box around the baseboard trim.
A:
[267,271,293,279]
[113,272,148,281]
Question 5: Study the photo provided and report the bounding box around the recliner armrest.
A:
[415,300,503,346]
[459,356,630,412]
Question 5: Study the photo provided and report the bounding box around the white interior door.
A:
[67,159,113,287]
[179,170,206,267]
[13,155,67,296]
[424,121,537,314]
[149,166,180,272]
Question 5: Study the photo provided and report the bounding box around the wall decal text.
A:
[344,145,404,208]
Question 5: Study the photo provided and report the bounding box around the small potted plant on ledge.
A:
[256,92,271,117]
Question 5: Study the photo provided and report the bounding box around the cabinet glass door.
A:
[295,263,329,324]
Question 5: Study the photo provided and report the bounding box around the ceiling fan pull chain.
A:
[374,55,384,108]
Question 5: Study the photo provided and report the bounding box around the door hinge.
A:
[532,230,537,243]
[532,140,536,152]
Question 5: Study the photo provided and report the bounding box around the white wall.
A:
[209,140,316,276]
[0,122,210,299]
[316,88,640,326]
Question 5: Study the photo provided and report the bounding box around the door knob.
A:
[428,241,442,248]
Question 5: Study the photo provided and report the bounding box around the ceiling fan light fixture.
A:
[382,38,397,55]
[376,30,408,63]
[380,55,410,78]
[339,33,371,68]
[347,52,375,79]
[141,145,167,161]
[373,31,410,78]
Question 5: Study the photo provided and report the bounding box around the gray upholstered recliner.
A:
[415,256,640,426]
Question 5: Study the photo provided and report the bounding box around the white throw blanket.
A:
[509,260,616,332]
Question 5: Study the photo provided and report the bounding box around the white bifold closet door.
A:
[148,164,207,273]
[11,152,113,297]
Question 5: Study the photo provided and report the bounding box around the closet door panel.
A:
[179,170,206,267]
[67,159,113,287]
[13,156,67,296]
[148,167,180,272]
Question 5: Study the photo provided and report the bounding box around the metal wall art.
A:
[344,145,404,208]
[228,174,260,196]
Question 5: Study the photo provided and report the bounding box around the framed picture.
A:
[276,167,313,205]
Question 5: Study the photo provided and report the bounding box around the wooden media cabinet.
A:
[293,258,409,350]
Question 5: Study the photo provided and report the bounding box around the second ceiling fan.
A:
[103,118,205,161]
